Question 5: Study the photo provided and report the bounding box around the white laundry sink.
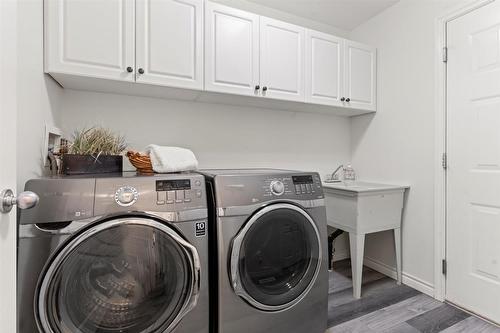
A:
[322,181,408,232]
[322,181,406,193]
[322,180,409,298]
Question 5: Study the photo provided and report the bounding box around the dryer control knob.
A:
[270,181,285,196]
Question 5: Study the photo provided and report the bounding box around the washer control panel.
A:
[94,174,206,215]
[155,179,203,205]
[115,186,139,207]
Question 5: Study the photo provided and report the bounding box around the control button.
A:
[195,189,202,198]
[300,184,307,193]
[115,186,138,207]
[184,190,191,202]
[195,180,202,186]
[175,190,184,203]
[157,191,166,205]
[167,191,175,204]
[295,184,301,193]
[306,184,312,193]
[270,180,285,196]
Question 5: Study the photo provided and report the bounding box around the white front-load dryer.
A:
[200,169,328,333]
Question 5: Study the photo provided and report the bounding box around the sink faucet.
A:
[330,164,344,181]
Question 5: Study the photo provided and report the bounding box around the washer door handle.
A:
[183,241,201,298]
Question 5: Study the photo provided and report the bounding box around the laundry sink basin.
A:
[322,181,406,193]
[322,181,409,299]
[322,181,409,232]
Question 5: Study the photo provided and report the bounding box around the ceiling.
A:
[246,0,400,31]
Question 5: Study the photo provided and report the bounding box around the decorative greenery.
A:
[69,127,127,156]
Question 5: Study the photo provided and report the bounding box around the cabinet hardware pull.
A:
[126,67,133,73]
[138,68,145,74]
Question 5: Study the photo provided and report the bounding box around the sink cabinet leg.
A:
[349,233,365,299]
[394,228,402,285]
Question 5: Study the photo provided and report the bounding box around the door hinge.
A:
[442,46,448,63]
[442,259,447,275]
[442,152,448,169]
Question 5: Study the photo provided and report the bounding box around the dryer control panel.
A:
[263,173,322,200]
[210,170,323,208]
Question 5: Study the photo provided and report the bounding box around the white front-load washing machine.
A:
[200,169,328,333]
[17,173,209,333]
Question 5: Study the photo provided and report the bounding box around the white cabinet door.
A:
[136,0,203,89]
[305,30,344,106]
[344,40,376,111]
[205,2,260,96]
[260,17,305,102]
[45,0,135,82]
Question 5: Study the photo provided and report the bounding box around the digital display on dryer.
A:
[156,179,191,191]
[292,175,314,184]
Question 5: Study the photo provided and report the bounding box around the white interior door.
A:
[204,2,260,96]
[305,30,344,106]
[44,0,135,82]
[344,40,376,111]
[260,17,305,102]
[447,0,500,324]
[0,0,18,330]
[136,0,203,89]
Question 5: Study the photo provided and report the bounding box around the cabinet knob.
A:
[340,97,345,102]
[126,66,133,73]
[262,86,268,92]
[138,68,145,74]
[346,98,351,102]
[255,85,260,90]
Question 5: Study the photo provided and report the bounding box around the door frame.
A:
[434,0,496,302]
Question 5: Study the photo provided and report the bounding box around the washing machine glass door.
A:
[36,217,200,333]
[231,203,322,311]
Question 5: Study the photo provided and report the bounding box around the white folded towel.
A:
[145,145,199,173]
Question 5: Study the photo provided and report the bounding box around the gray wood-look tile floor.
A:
[327,260,500,333]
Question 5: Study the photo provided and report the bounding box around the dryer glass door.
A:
[231,203,322,311]
[36,217,200,333]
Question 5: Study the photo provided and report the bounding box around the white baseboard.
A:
[362,256,435,297]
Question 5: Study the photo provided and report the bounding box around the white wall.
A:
[17,0,63,192]
[348,0,474,292]
[59,90,351,177]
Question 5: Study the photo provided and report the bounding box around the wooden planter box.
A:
[62,154,123,175]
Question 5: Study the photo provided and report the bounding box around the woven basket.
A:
[126,151,154,174]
